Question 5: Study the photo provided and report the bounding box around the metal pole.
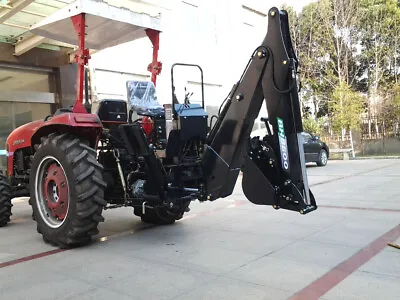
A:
[349,130,355,158]
[70,13,91,114]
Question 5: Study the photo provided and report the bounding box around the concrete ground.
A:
[0,159,399,300]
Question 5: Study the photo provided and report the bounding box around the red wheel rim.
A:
[43,163,69,220]
[35,156,70,228]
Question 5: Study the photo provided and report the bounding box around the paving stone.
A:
[105,261,217,300]
[358,250,400,279]
[1,160,399,300]
[323,271,400,300]
[64,287,135,300]
[267,239,360,269]
[228,256,331,293]
[0,269,94,300]
[172,276,293,300]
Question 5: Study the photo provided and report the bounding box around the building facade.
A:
[88,0,278,130]
[0,0,295,170]
[0,43,70,170]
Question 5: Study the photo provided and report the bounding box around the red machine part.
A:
[6,13,162,176]
[71,13,91,114]
[146,29,162,86]
[140,116,154,137]
[43,163,69,220]
[6,113,102,177]
[70,15,162,109]
[140,29,161,136]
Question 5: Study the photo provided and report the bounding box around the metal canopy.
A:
[29,0,162,50]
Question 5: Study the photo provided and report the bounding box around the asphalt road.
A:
[0,159,399,300]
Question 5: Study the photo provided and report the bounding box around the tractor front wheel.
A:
[30,133,107,248]
[0,173,12,227]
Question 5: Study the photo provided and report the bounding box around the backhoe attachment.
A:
[201,7,317,214]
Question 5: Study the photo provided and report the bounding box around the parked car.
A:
[300,132,329,166]
[250,129,329,167]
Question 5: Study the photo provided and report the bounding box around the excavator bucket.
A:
[241,10,316,214]
[202,7,317,215]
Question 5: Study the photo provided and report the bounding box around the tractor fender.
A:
[6,113,103,177]
[31,113,103,149]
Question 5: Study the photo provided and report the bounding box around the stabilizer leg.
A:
[242,135,317,214]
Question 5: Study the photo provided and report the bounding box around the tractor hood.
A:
[29,0,162,50]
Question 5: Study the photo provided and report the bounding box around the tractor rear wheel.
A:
[0,173,12,227]
[30,133,107,248]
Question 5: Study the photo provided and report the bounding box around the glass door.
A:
[0,65,55,172]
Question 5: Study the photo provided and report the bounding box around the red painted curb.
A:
[0,249,65,269]
[288,224,400,300]
[0,200,247,269]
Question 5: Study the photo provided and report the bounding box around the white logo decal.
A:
[277,117,290,170]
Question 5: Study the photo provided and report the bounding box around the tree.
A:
[302,115,325,137]
[281,3,335,127]
[380,83,400,136]
[329,82,365,139]
[287,0,363,120]
[358,0,400,136]
[281,0,400,142]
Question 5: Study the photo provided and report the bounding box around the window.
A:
[242,5,267,26]
[181,1,200,37]
[240,6,267,50]
[199,11,218,46]
[301,132,312,143]
[0,67,52,93]
[0,65,54,172]
[92,69,150,101]
[180,1,218,47]
[185,81,223,107]
[0,102,51,172]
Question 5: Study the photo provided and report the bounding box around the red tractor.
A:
[0,3,317,249]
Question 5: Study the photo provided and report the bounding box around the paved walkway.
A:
[0,160,399,300]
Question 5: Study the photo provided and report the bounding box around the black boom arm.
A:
[201,7,317,215]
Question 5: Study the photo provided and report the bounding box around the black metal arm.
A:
[200,7,317,214]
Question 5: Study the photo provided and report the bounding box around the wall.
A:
[0,41,71,171]
[0,42,70,68]
[359,138,400,156]
[1,1,308,120]
[88,0,278,128]
[0,39,80,110]
[0,64,55,171]
[325,130,400,157]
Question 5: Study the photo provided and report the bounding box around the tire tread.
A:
[0,173,12,227]
[31,133,106,248]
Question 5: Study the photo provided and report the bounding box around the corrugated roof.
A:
[0,0,78,55]
[0,0,165,55]
[0,0,74,42]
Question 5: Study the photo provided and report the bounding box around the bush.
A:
[302,116,324,137]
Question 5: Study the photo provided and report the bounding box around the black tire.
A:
[28,198,35,220]
[140,208,178,225]
[137,201,190,225]
[316,149,328,167]
[0,173,12,227]
[29,133,107,248]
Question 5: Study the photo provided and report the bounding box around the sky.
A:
[276,0,316,12]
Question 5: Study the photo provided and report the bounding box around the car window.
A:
[301,132,312,143]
